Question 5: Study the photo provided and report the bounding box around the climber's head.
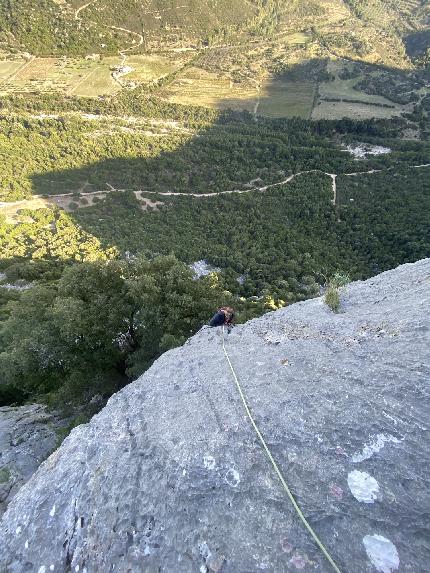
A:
[221,306,233,314]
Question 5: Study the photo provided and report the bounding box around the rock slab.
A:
[0,259,429,572]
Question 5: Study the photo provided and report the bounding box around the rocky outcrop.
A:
[0,259,429,573]
[0,405,66,517]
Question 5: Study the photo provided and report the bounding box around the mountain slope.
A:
[76,0,258,45]
[1,258,429,572]
[0,0,428,65]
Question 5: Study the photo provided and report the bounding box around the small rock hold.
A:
[348,470,380,504]
[363,534,399,573]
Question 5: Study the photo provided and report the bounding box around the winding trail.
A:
[111,25,144,68]
[74,0,97,23]
[3,163,430,213]
[74,0,144,85]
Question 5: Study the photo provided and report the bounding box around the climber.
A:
[209,306,235,332]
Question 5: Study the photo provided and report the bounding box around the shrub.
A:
[55,414,91,447]
[330,272,350,288]
[324,284,340,312]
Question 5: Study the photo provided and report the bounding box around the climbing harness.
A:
[221,326,342,573]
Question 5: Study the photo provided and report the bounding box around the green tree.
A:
[0,255,228,407]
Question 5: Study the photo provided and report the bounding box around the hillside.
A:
[1,0,428,59]
[1,258,429,572]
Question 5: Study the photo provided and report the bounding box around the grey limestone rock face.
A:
[0,404,65,518]
[0,259,429,573]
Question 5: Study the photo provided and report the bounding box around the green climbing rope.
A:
[221,326,342,573]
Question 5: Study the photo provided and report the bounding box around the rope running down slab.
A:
[221,326,341,573]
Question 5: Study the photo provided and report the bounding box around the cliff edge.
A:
[1,259,429,573]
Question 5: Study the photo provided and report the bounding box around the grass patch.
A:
[0,59,26,81]
[324,272,349,312]
[313,99,402,120]
[126,55,183,83]
[72,66,119,97]
[162,68,316,118]
[279,32,311,45]
[55,414,90,447]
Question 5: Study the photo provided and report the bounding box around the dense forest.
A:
[71,167,430,291]
[1,92,427,202]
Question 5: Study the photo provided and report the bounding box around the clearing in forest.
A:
[160,66,258,113]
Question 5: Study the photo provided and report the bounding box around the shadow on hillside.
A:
[26,54,417,196]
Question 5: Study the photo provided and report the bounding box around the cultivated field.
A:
[0,53,185,97]
[161,66,259,113]
[0,59,32,82]
[160,66,316,118]
[258,79,316,119]
[312,60,405,120]
[0,50,426,121]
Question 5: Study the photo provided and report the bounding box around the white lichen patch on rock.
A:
[224,468,240,487]
[347,470,380,503]
[352,434,402,463]
[203,455,216,470]
[363,534,399,573]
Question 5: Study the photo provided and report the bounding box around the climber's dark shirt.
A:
[209,310,234,327]
[209,311,226,327]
